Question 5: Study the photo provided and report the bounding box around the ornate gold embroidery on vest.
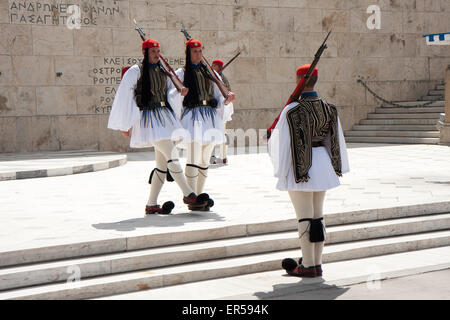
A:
[286,98,342,183]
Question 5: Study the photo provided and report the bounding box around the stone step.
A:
[367,113,442,119]
[2,202,449,269]
[360,119,438,125]
[436,85,445,90]
[421,95,444,101]
[1,230,449,300]
[381,101,444,108]
[352,124,438,131]
[97,246,450,300]
[345,131,440,138]
[345,136,440,144]
[375,107,445,114]
[0,212,449,292]
[428,90,444,96]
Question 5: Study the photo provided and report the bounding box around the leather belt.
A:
[184,98,218,108]
[139,101,167,110]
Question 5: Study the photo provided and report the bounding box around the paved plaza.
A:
[1,143,450,254]
[0,143,450,299]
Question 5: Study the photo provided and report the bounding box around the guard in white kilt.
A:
[268,64,350,277]
[174,39,236,211]
[107,38,211,215]
[210,59,233,165]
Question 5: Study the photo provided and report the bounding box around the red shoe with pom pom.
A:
[288,265,317,278]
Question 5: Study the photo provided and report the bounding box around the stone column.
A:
[439,65,450,145]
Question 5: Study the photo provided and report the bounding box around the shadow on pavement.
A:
[92,211,226,232]
[252,277,350,300]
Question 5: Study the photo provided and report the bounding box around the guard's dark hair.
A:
[182,47,201,107]
[134,47,153,108]
[182,48,215,107]
[305,75,318,88]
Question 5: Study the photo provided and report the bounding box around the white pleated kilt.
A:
[179,106,226,146]
[129,108,184,148]
[276,146,341,192]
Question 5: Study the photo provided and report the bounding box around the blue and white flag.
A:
[423,32,450,46]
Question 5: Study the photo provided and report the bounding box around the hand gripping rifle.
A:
[180,23,230,99]
[133,19,185,92]
[266,31,332,139]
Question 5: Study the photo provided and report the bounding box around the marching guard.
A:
[174,39,236,211]
[268,64,350,277]
[107,39,211,215]
[210,59,234,164]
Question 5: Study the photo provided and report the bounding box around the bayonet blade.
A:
[180,22,192,40]
[322,30,332,45]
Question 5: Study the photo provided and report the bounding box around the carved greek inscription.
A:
[92,57,185,114]
[9,0,121,26]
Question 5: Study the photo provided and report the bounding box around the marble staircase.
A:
[345,83,445,144]
[0,202,449,300]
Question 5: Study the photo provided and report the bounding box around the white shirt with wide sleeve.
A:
[107,64,184,148]
[268,102,350,191]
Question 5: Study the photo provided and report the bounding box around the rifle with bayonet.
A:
[221,51,241,72]
[267,31,332,139]
[180,23,230,99]
[133,19,185,92]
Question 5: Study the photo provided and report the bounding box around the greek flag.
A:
[423,32,450,46]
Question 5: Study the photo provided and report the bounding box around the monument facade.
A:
[0,0,449,152]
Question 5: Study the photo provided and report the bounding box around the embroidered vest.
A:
[134,63,168,110]
[286,96,342,183]
[183,66,217,108]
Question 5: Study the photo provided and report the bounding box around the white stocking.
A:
[313,191,326,266]
[196,143,216,194]
[185,142,202,193]
[288,191,314,268]
[154,139,194,198]
[220,122,228,160]
[147,149,167,206]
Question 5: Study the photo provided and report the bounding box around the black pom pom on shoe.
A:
[196,193,210,204]
[161,201,175,214]
[282,258,298,272]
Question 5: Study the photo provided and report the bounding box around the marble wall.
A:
[0,0,449,152]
